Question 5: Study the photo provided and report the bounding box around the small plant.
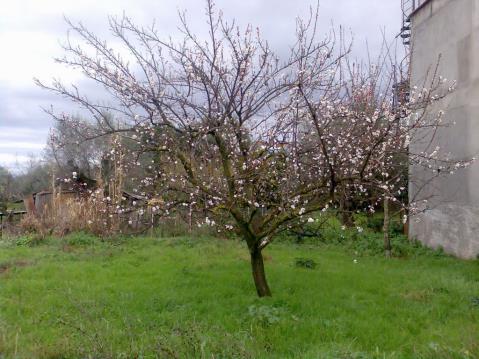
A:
[248,304,285,326]
[63,232,98,246]
[294,257,317,269]
[21,236,44,247]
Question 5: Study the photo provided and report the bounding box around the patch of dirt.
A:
[14,260,30,267]
[401,289,433,302]
[0,262,10,274]
[61,244,75,253]
[0,259,33,275]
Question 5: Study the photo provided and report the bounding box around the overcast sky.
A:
[0,0,402,170]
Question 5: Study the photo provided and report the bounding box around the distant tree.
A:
[14,161,52,196]
[45,113,156,197]
[45,115,108,179]
[36,1,473,296]
[0,166,13,211]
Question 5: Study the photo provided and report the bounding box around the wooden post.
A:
[189,203,192,233]
[383,197,392,257]
[150,210,154,236]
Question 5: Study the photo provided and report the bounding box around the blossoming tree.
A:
[37,1,472,296]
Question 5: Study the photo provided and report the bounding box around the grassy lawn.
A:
[0,234,478,358]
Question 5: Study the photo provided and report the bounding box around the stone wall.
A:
[409,0,479,258]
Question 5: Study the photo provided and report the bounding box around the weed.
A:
[248,304,285,326]
[294,257,317,269]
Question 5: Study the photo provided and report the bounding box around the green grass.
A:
[0,234,478,358]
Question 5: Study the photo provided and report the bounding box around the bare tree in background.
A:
[45,116,108,180]
[0,166,14,211]
[36,1,473,296]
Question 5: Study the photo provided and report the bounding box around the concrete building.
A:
[404,0,479,258]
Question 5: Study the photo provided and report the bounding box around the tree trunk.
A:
[250,247,272,297]
[383,196,391,257]
[339,192,354,228]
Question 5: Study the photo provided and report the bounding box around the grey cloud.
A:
[0,0,403,169]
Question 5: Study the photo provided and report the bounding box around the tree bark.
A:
[250,247,272,297]
[383,196,392,257]
[339,191,354,228]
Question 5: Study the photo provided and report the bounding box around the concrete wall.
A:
[409,0,479,258]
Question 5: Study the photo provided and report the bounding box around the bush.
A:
[18,215,52,243]
[10,235,45,247]
[17,193,137,239]
[295,258,317,269]
[63,232,98,246]
[276,211,447,259]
